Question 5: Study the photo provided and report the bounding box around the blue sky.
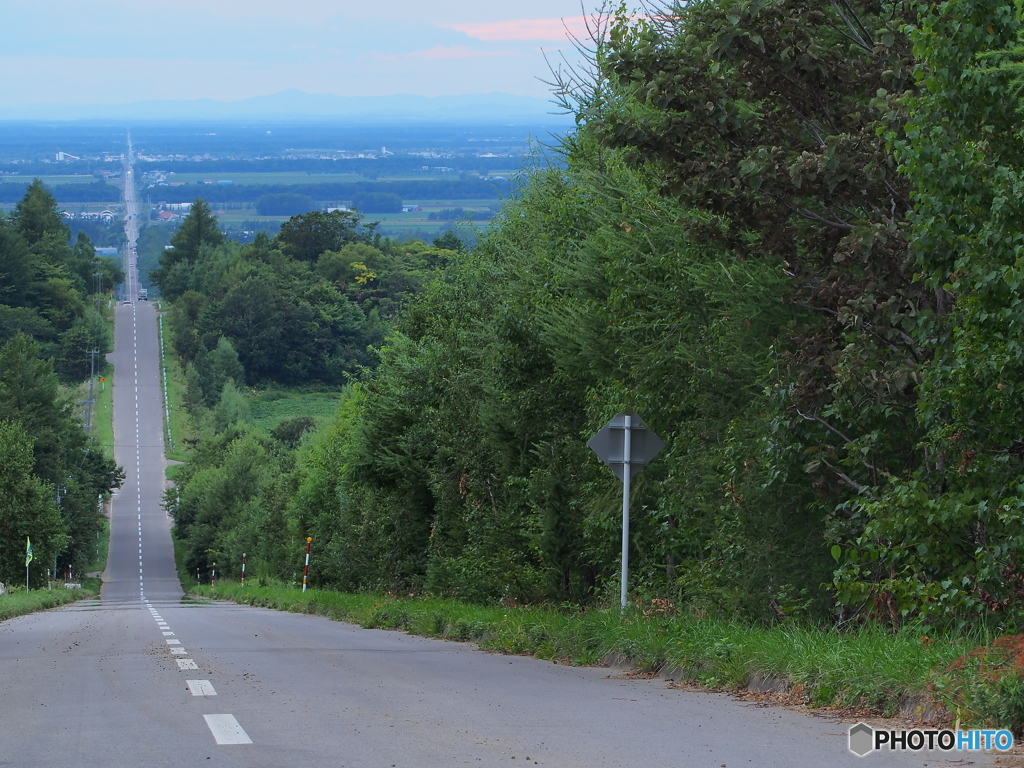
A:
[2,0,617,110]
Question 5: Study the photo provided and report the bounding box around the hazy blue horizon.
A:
[0,90,576,126]
[1,1,636,115]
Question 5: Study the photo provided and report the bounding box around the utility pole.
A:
[83,348,100,435]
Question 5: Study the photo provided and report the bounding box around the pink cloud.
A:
[447,17,591,43]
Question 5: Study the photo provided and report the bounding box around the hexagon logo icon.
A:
[849,722,874,756]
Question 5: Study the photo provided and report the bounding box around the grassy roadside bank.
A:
[156,304,191,463]
[0,520,104,621]
[191,582,1024,732]
[0,583,99,622]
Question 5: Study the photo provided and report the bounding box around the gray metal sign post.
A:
[587,413,664,611]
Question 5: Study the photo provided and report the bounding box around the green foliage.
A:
[0,180,117,381]
[269,415,318,448]
[161,0,1024,632]
[209,381,252,433]
[0,420,66,586]
[282,130,813,610]
[160,210,436,388]
[274,209,365,263]
[832,1,1024,628]
[150,198,225,301]
[167,423,295,580]
[0,335,122,576]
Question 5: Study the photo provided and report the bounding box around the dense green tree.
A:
[168,198,224,262]
[590,0,923,507]
[209,381,252,433]
[201,336,246,404]
[432,231,465,252]
[159,208,435,387]
[167,424,294,581]
[151,199,224,301]
[274,209,366,262]
[833,0,1024,627]
[0,334,123,573]
[0,217,35,308]
[0,420,66,588]
[13,179,69,250]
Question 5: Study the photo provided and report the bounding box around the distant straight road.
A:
[0,144,993,767]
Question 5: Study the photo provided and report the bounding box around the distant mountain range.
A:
[0,90,575,125]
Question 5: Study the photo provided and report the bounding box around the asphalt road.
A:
[0,151,1003,768]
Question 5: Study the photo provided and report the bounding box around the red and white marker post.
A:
[302,537,312,593]
[241,552,247,586]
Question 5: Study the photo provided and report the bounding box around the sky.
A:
[2,0,618,111]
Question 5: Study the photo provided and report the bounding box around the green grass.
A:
[156,307,191,462]
[0,586,98,622]
[248,387,341,431]
[93,374,114,450]
[190,581,1023,730]
[84,516,111,578]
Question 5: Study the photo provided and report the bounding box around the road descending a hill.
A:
[0,140,993,768]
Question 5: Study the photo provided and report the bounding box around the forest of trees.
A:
[152,0,1024,628]
[150,204,458,388]
[0,181,125,585]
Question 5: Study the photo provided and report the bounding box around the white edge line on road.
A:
[175,658,199,670]
[203,714,251,745]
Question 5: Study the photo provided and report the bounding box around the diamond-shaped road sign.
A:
[588,413,665,611]
[588,413,665,481]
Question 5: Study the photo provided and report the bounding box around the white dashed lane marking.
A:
[187,680,217,697]
[127,284,251,748]
[203,714,251,745]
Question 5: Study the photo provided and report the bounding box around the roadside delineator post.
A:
[241,553,246,587]
[212,562,216,585]
[302,537,312,593]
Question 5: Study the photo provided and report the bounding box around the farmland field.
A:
[248,388,343,432]
[209,197,500,239]
[0,174,113,186]
[152,171,365,186]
